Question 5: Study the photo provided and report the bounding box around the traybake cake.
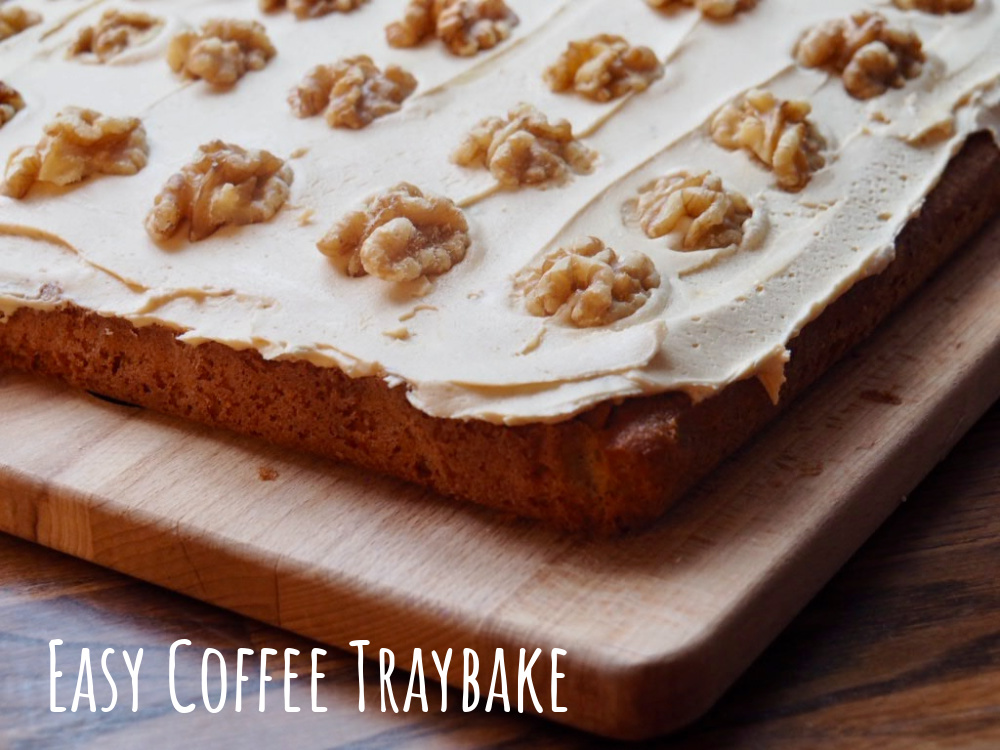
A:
[0,0,998,532]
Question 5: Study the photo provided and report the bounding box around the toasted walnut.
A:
[892,0,973,12]
[452,104,596,188]
[0,5,40,42]
[385,0,435,48]
[437,0,518,56]
[710,89,825,191]
[2,108,148,199]
[517,238,660,328]
[0,81,24,128]
[386,0,519,57]
[69,9,164,63]
[795,13,925,100]
[289,57,417,130]
[259,0,368,19]
[318,183,470,282]
[544,35,663,103]
[167,19,276,87]
[644,0,757,20]
[632,171,753,251]
[145,141,293,242]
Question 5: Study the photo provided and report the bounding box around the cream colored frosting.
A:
[1,0,998,424]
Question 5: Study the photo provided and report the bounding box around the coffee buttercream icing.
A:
[0,0,998,424]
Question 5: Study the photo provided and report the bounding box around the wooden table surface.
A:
[1,400,998,749]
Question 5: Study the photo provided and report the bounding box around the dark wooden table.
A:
[2,402,998,748]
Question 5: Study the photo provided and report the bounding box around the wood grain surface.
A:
[0,216,999,741]
[0,401,997,749]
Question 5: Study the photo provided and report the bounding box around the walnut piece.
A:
[145,141,293,242]
[0,5,41,42]
[288,56,417,130]
[544,35,664,103]
[892,0,974,12]
[317,183,470,282]
[795,12,925,100]
[517,238,660,328]
[69,9,164,63]
[0,81,24,128]
[259,0,368,19]
[644,0,757,20]
[710,89,825,191]
[386,0,519,57]
[632,171,753,251]
[167,19,276,87]
[385,0,436,48]
[452,104,596,188]
[2,108,148,199]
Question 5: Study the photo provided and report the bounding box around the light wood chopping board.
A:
[1,217,999,740]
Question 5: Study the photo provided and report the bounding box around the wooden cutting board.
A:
[1,217,999,741]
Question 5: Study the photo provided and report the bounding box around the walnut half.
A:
[893,0,974,13]
[0,5,41,43]
[0,81,24,128]
[386,0,519,57]
[516,238,661,328]
[645,0,757,20]
[631,171,754,251]
[69,9,164,63]
[145,141,293,242]
[318,183,470,282]
[452,104,596,188]
[710,89,825,191]
[2,108,148,199]
[260,0,369,20]
[167,19,276,87]
[544,35,664,103]
[288,57,417,130]
[795,12,925,100]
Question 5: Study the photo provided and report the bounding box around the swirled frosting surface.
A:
[1,0,998,424]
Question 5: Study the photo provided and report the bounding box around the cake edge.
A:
[1,133,998,534]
